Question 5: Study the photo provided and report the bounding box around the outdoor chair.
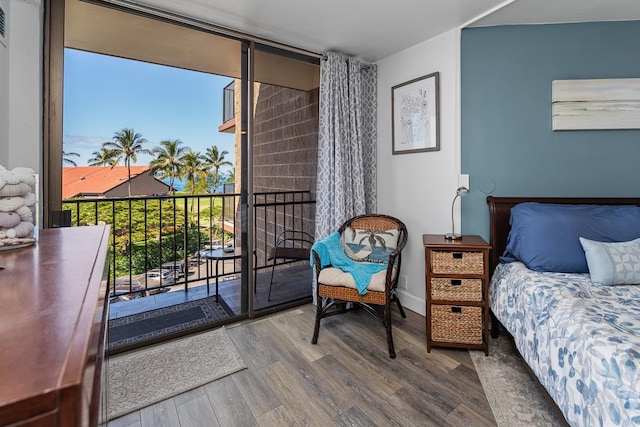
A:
[267,229,315,301]
[311,214,407,358]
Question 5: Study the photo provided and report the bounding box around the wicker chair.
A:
[311,214,407,358]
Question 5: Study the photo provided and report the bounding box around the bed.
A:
[487,196,640,427]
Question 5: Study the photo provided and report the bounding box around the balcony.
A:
[219,80,235,133]
[62,190,315,351]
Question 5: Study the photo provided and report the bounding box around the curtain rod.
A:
[321,55,374,69]
[80,0,324,60]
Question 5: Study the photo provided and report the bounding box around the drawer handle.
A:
[451,307,462,313]
[452,252,463,259]
[451,279,462,286]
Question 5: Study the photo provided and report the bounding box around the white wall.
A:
[1,0,42,171]
[376,29,460,316]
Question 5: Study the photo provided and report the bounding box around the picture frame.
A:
[392,72,440,154]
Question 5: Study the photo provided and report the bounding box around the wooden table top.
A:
[422,234,490,248]
[0,225,110,424]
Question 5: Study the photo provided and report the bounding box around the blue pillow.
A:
[501,203,640,273]
[579,237,640,285]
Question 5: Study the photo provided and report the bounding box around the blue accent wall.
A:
[461,21,640,241]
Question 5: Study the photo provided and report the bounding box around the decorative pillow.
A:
[342,227,399,264]
[579,237,640,286]
[500,203,640,273]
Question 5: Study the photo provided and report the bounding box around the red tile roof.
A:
[62,166,152,199]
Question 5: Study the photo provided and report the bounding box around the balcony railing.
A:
[222,81,235,123]
[62,191,315,302]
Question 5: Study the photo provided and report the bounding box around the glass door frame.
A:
[44,0,318,319]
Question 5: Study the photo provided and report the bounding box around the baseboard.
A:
[396,290,425,316]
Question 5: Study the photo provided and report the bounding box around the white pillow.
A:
[579,237,640,286]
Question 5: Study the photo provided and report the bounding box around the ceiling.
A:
[132,0,640,62]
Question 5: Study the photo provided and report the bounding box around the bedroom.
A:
[2,0,640,317]
[1,0,640,425]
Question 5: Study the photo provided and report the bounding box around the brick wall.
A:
[253,85,318,194]
[252,84,319,267]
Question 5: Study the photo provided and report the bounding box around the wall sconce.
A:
[444,186,469,240]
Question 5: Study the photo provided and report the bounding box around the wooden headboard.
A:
[486,196,640,275]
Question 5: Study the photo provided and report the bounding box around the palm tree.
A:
[225,168,235,184]
[179,149,208,211]
[102,128,151,196]
[203,145,233,193]
[62,150,81,167]
[88,147,119,166]
[150,139,189,195]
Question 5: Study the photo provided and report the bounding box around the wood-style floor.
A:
[107,304,497,427]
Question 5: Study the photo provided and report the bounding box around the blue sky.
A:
[63,48,235,171]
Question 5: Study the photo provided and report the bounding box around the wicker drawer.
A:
[431,250,484,274]
[430,278,483,302]
[430,304,483,344]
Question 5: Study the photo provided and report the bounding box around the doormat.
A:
[107,326,246,420]
[108,296,235,351]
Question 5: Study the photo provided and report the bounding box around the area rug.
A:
[470,335,561,426]
[107,327,247,420]
[108,296,235,351]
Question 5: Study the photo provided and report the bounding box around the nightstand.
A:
[423,234,491,355]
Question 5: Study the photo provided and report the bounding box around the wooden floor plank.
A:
[446,359,498,422]
[107,411,141,427]
[139,398,180,427]
[203,375,257,427]
[226,319,280,370]
[313,329,405,396]
[335,406,377,427]
[445,402,497,427]
[172,386,206,407]
[175,393,220,427]
[231,368,281,418]
[110,303,499,427]
[259,360,338,426]
[267,308,329,362]
[310,354,415,427]
[255,405,298,427]
[386,387,451,426]
[311,353,395,404]
[354,398,416,427]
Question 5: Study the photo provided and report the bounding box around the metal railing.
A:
[253,190,315,276]
[62,190,315,299]
[222,80,235,123]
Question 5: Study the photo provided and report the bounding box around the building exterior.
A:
[62,166,171,199]
[221,80,319,264]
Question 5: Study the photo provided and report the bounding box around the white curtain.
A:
[315,51,377,241]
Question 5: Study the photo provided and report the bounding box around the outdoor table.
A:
[205,247,242,301]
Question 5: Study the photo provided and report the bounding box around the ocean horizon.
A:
[163,177,230,193]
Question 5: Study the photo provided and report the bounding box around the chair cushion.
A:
[318,266,395,292]
[342,227,400,264]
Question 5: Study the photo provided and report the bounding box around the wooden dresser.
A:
[0,226,111,426]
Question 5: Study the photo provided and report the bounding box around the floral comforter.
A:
[490,261,640,426]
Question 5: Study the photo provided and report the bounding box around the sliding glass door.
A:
[251,45,319,311]
[47,0,319,329]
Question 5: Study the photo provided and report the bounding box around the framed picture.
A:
[392,72,440,154]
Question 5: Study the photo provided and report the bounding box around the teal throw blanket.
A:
[311,232,387,295]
